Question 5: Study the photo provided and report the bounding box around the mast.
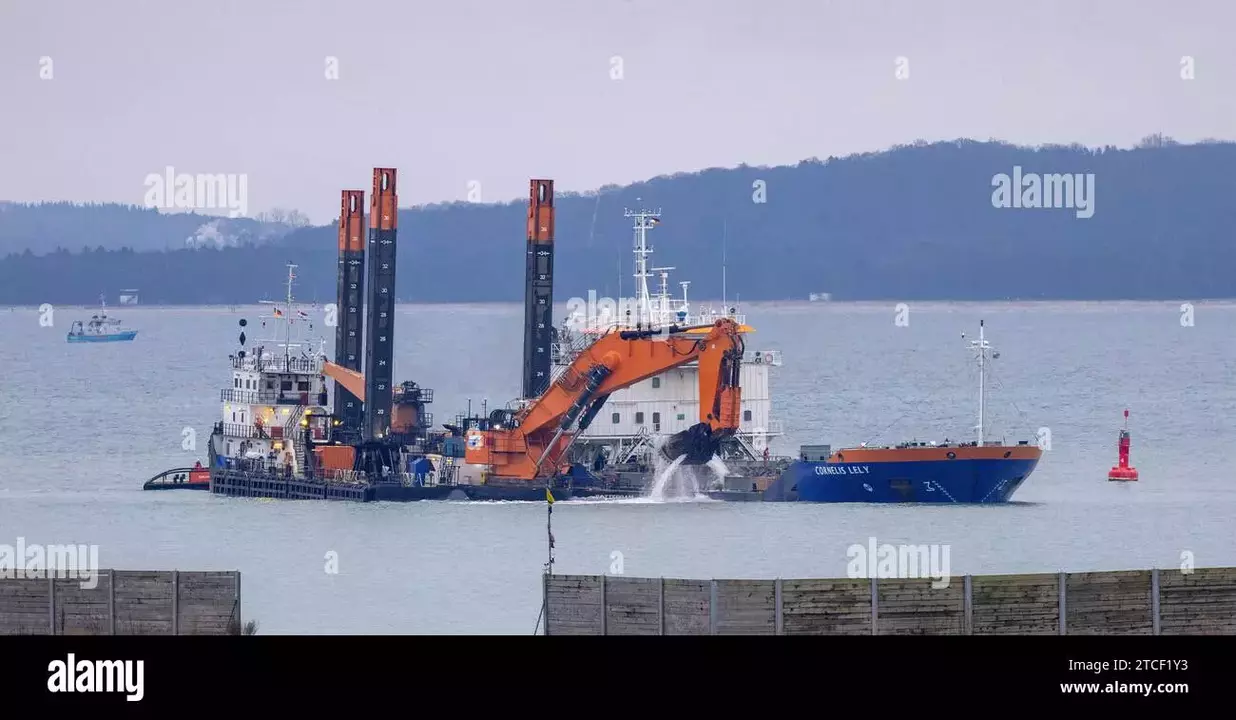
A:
[966,320,992,446]
[284,263,296,367]
[722,219,727,312]
[625,205,661,328]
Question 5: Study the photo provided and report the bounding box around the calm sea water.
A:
[1,301,1234,633]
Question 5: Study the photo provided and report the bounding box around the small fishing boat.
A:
[67,295,138,343]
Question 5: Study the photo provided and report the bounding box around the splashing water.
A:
[647,454,687,502]
[645,452,730,502]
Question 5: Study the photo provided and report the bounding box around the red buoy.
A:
[1107,409,1139,482]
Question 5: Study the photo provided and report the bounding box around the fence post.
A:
[108,569,116,635]
[775,578,783,635]
[1058,571,1067,636]
[709,579,718,635]
[964,575,973,635]
[599,574,607,636]
[172,570,179,636]
[658,577,665,636]
[871,577,879,635]
[542,572,550,636]
[1151,568,1160,636]
[48,573,56,635]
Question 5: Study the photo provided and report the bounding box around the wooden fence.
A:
[543,567,1236,635]
[0,570,241,635]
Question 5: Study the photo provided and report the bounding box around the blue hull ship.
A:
[763,445,1041,504]
[742,320,1044,504]
[67,330,137,343]
[67,295,137,343]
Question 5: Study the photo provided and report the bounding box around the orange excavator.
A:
[464,317,746,482]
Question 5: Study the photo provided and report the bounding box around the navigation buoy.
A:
[1107,409,1139,482]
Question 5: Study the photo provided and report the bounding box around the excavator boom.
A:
[323,361,366,403]
[465,318,745,482]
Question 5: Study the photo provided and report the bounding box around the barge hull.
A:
[210,468,645,503]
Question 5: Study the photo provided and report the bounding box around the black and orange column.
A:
[335,189,366,435]
[364,168,397,440]
[523,179,555,399]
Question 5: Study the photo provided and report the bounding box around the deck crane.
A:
[464,317,746,482]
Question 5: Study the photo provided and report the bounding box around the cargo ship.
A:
[739,320,1042,503]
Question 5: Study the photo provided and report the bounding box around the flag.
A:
[649,217,661,225]
[273,308,283,317]
[546,488,555,504]
[297,310,309,319]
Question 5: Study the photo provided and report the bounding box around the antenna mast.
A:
[624,205,661,328]
[966,320,993,446]
[722,219,727,311]
[284,263,297,367]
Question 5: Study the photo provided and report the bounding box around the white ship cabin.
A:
[217,345,331,475]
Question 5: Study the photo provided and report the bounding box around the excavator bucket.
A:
[659,422,723,465]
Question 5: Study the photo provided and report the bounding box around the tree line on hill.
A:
[2,137,1234,304]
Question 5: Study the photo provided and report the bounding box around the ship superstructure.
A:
[208,263,332,477]
[551,208,783,467]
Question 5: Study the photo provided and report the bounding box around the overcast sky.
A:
[1,0,1232,224]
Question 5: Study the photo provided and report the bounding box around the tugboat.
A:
[67,295,138,343]
[204,263,345,497]
[755,320,1043,503]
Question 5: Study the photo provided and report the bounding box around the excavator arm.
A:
[465,318,746,481]
[323,361,365,403]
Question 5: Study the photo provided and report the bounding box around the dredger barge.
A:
[149,168,1040,504]
[176,171,769,503]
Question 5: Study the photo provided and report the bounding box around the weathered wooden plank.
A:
[781,578,872,635]
[663,579,710,635]
[715,580,776,635]
[1064,570,1153,635]
[604,577,660,635]
[1158,567,1236,635]
[971,573,1060,635]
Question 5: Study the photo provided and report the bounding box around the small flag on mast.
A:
[545,488,555,504]
[273,308,284,317]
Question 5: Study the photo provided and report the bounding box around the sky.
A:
[1,0,1233,224]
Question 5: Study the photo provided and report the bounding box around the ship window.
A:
[266,380,275,390]
[652,412,660,431]
[234,377,240,388]
[635,412,644,424]
[652,378,661,389]
[611,413,620,424]
[281,380,293,391]
[232,412,237,422]
[297,381,310,391]
[677,413,685,421]
[743,410,752,422]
